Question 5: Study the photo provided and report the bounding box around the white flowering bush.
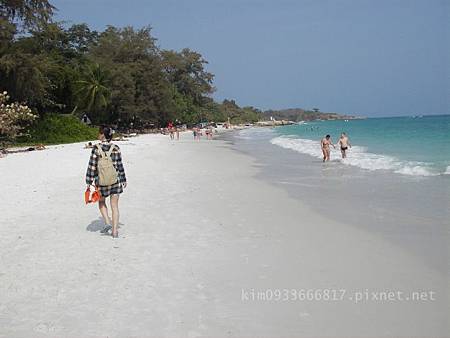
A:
[0,91,37,140]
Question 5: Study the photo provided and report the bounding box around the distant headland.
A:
[262,108,362,122]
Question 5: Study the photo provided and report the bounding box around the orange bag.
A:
[85,186,100,204]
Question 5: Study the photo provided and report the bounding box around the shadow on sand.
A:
[86,218,105,232]
[86,218,124,232]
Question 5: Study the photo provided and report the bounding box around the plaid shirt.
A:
[85,142,127,186]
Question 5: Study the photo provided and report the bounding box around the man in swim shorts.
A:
[337,132,351,159]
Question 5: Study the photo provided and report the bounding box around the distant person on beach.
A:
[86,126,127,238]
[205,126,213,140]
[194,127,201,141]
[81,113,91,125]
[193,127,198,140]
[337,132,351,158]
[207,126,213,140]
[175,126,180,140]
[168,122,174,140]
[321,134,335,162]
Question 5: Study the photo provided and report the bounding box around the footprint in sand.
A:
[34,322,61,333]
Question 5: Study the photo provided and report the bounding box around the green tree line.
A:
[0,0,261,137]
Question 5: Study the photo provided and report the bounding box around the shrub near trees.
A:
[0,0,262,144]
[0,91,37,144]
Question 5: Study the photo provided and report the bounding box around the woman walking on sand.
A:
[86,126,127,238]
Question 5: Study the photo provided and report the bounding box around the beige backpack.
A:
[96,144,118,186]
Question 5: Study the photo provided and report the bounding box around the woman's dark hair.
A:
[99,126,113,141]
[326,134,331,138]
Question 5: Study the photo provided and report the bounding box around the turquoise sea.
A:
[270,115,450,176]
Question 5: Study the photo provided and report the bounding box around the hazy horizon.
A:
[53,0,449,117]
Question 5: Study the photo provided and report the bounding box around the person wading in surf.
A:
[337,132,351,159]
[321,134,335,162]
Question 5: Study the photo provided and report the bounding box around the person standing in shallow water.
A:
[337,132,351,159]
[86,127,127,238]
[320,134,335,162]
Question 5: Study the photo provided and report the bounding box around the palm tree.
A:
[75,63,111,120]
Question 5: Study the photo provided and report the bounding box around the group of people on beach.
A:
[83,125,351,238]
[193,126,214,140]
[321,132,351,162]
[164,121,215,141]
[165,121,216,141]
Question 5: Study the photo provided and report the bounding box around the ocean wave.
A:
[444,166,450,175]
[270,136,439,177]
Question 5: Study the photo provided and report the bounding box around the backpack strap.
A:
[96,143,116,158]
[95,144,106,158]
[105,144,116,158]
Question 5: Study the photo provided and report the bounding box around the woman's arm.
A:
[116,148,127,184]
[85,146,98,186]
[330,139,336,149]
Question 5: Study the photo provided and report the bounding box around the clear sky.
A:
[52,0,449,116]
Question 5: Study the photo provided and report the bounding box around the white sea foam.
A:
[444,166,450,175]
[394,166,436,176]
[270,136,438,177]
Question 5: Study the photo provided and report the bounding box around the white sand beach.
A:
[0,133,448,337]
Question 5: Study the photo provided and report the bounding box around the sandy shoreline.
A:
[225,128,450,275]
[0,133,448,337]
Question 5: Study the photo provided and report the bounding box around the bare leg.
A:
[98,197,112,226]
[322,149,327,162]
[110,194,120,237]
